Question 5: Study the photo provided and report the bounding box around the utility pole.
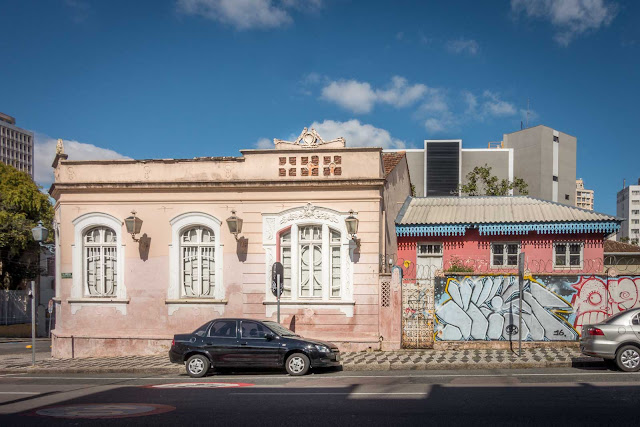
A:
[30,280,35,366]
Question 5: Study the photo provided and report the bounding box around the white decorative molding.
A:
[168,212,224,315]
[71,212,127,314]
[263,301,355,318]
[278,203,340,225]
[264,217,276,241]
[69,298,129,315]
[166,300,227,316]
[262,204,355,314]
[274,127,346,149]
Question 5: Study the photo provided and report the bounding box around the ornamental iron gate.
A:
[401,246,442,348]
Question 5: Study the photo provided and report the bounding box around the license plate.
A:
[335,354,340,362]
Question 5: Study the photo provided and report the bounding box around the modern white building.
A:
[617,179,640,244]
[0,112,34,177]
[386,125,577,205]
[576,178,594,210]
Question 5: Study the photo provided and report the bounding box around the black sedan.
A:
[169,318,341,377]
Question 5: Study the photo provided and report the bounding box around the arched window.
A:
[279,225,342,299]
[84,226,117,296]
[181,226,216,297]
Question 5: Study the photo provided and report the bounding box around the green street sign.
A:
[61,273,72,279]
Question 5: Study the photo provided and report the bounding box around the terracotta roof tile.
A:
[604,240,640,253]
[382,152,405,178]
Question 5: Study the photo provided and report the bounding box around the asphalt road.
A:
[0,367,638,426]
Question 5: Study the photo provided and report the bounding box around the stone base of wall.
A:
[433,341,580,351]
[51,332,383,358]
[52,333,171,358]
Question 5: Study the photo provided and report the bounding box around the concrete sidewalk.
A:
[0,347,603,374]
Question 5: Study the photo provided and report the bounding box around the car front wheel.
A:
[186,354,210,378]
[285,353,310,376]
[616,345,640,372]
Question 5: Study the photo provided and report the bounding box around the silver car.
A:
[580,308,640,372]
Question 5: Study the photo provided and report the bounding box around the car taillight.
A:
[171,339,175,347]
[588,327,604,336]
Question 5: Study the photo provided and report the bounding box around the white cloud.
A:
[321,76,429,114]
[376,76,428,108]
[255,137,273,149]
[511,0,618,46]
[321,80,378,114]
[481,91,517,117]
[446,38,480,55]
[176,0,322,30]
[464,90,517,119]
[310,119,406,149]
[34,132,130,187]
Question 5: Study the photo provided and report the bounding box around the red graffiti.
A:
[572,276,640,331]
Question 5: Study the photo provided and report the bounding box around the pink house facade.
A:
[395,196,620,278]
[49,129,410,357]
[394,196,623,349]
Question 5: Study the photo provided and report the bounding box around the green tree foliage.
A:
[0,163,54,289]
[459,164,529,196]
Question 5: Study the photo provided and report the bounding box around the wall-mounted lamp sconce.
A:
[226,210,243,241]
[345,210,359,239]
[124,210,143,242]
[31,221,55,254]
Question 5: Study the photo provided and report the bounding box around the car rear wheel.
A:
[186,354,210,378]
[616,345,640,372]
[285,353,310,376]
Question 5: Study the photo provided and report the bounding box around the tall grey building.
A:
[388,124,576,206]
[617,179,640,244]
[503,125,577,206]
[0,112,34,177]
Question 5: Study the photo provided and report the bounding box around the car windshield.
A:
[263,321,299,337]
[604,310,635,324]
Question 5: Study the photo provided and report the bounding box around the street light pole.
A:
[30,280,35,366]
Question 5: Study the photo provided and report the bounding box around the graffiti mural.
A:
[434,275,640,342]
[572,276,640,330]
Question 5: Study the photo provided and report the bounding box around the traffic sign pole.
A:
[277,273,281,324]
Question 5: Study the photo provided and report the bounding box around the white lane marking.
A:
[3,372,639,381]
[0,392,39,395]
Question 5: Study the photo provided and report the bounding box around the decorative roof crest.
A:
[274,127,346,149]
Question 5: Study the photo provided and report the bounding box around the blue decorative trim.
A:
[396,224,471,237]
[395,221,620,237]
[478,221,620,236]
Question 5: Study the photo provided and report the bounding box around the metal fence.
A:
[0,290,31,325]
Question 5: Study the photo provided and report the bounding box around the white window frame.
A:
[179,226,217,298]
[553,241,584,269]
[417,243,443,257]
[168,212,224,312]
[71,213,127,314]
[262,204,355,317]
[83,226,118,297]
[279,224,343,301]
[490,242,520,268]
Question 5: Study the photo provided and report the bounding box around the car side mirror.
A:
[265,333,276,341]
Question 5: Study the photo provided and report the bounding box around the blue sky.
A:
[1,0,638,214]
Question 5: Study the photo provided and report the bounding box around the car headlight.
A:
[315,344,331,353]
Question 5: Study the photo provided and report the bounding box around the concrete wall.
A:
[383,156,412,268]
[434,274,640,342]
[460,149,511,193]
[503,125,577,205]
[402,151,425,197]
